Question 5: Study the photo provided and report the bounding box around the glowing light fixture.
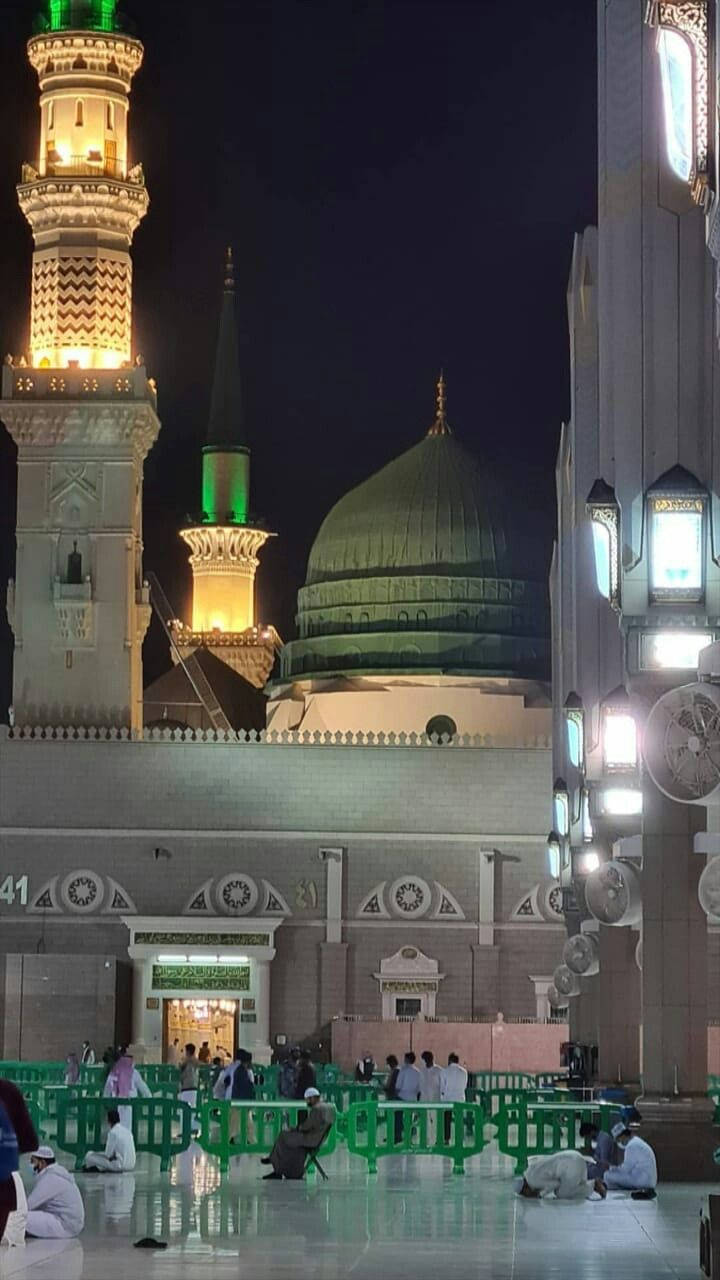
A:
[598,788,643,817]
[547,831,561,881]
[581,789,593,843]
[158,954,187,963]
[218,955,249,964]
[602,688,637,772]
[553,778,570,838]
[586,480,620,609]
[649,494,704,601]
[640,630,713,671]
[658,29,693,181]
[564,692,584,770]
[188,955,219,964]
[575,848,600,876]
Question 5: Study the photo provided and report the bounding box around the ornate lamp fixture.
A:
[646,1,710,206]
[586,480,620,610]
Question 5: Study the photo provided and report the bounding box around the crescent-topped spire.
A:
[427,370,452,436]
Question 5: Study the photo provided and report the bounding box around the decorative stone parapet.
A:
[0,724,552,748]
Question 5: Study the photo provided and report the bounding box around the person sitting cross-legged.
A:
[261,1088,334,1180]
[83,1109,136,1173]
[603,1127,658,1196]
[26,1147,85,1238]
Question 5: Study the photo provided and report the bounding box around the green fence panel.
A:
[78,1065,106,1088]
[495,1099,615,1175]
[345,1101,486,1176]
[470,1072,536,1093]
[196,1100,338,1174]
[325,1082,379,1112]
[55,1093,192,1171]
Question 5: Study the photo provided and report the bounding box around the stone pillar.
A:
[131,959,148,1048]
[638,780,714,1179]
[253,959,272,1064]
[319,942,349,1025]
[471,944,500,1016]
[597,927,640,1084]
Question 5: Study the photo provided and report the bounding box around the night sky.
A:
[0,0,597,704]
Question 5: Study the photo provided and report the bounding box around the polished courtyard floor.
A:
[0,1144,715,1280]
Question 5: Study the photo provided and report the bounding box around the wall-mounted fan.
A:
[584,859,641,927]
[698,856,720,919]
[552,963,580,999]
[644,682,720,804]
[562,932,600,977]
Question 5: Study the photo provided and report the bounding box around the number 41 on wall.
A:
[0,876,28,906]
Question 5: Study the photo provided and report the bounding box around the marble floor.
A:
[0,1144,715,1280]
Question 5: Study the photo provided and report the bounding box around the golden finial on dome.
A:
[224,245,235,294]
[427,369,451,436]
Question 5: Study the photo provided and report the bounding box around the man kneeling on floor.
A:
[603,1125,657,1196]
[26,1147,84,1238]
[516,1150,607,1200]
[83,1109,136,1173]
[261,1088,334,1180]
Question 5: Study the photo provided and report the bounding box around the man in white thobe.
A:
[26,1147,85,1238]
[604,1129,657,1192]
[517,1150,606,1200]
[440,1053,468,1141]
[83,1110,136,1172]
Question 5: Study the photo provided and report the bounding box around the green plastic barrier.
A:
[471,1072,535,1093]
[345,1101,486,1176]
[496,1099,615,1175]
[196,1099,338,1174]
[317,1064,341,1087]
[55,1093,192,1171]
[325,1082,379,1112]
[474,1087,567,1123]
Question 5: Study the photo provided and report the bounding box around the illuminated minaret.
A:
[173,250,280,689]
[0,0,160,732]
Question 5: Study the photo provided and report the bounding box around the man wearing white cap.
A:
[261,1088,335,1180]
[604,1126,658,1194]
[26,1147,85,1238]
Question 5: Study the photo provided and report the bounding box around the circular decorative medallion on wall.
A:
[216,873,259,917]
[539,882,565,922]
[61,869,104,914]
[389,876,431,918]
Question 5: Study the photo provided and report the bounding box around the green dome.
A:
[282,394,549,682]
[307,433,512,585]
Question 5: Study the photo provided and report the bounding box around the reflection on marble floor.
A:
[0,1143,715,1279]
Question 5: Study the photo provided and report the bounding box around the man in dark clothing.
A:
[293,1052,316,1100]
[0,1079,38,1242]
[261,1089,334,1180]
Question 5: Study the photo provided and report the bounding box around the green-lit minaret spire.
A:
[201,248,251,526]
[46,0,120,32]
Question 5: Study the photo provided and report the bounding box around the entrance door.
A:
[164,998,238,1064]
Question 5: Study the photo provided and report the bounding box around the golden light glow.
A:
[31,346,128,370]
[192,574,255,633]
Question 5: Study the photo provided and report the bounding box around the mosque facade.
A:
[0,0,563,1064]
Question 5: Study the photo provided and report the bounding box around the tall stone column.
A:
[253,960,272,1065]
[597,927,640,1084]
[319,943,349,1025]
[638,780,714,1178]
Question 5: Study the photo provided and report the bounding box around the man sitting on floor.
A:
[261,1088,334,1180]
[603,1127,657,1195]
[83,1109,136,1172]
[515,1149,607,1200]
[26,1147,85,1238]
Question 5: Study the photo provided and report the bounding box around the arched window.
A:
[344,613,352,632]
[107,102,114,131]
[47,100,54,132]
[359,611,370,631]
[397,610,409,627]
[75,99,84,127]
[416,609,428,627]
[426,715,458,742]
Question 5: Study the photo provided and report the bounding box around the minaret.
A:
[173,250,279,688]
[0,0,160,732]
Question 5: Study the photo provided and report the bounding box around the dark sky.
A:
[0,0,597,700]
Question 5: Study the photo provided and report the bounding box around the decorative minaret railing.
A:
[0,0,159,734]
[172,249,280,688]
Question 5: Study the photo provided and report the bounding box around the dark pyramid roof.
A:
[207,248,246,448]
[144,647,265,733]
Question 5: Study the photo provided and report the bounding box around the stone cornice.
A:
[180,525,272,571]
[18,177,148,239]
[0,400,159,459]
[28,31,144,87]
